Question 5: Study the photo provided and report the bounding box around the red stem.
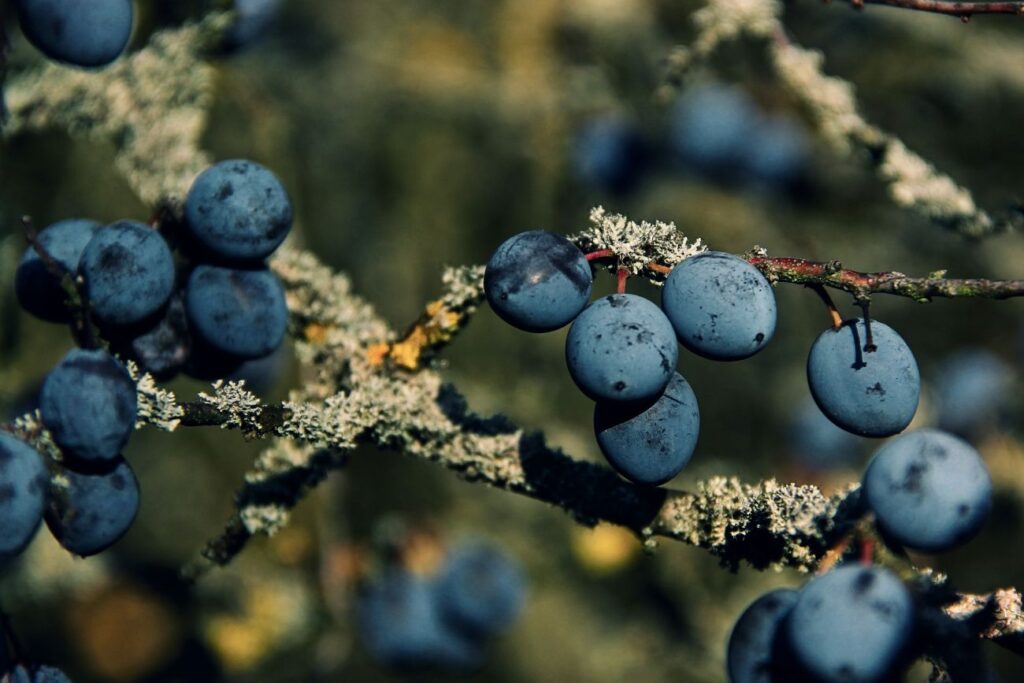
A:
[617,268,628,294]
[585,249,615,262]
[860,537,875,566]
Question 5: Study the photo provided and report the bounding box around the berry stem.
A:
[809,284,843,331]
[585,249,615,262]
[646,262,672,276]
[857,300,877,352]
[617,267,628,294]
[0,608,25,664]
[817,535,852,573]
[860,537,875,566]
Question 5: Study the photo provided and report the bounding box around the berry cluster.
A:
[9,0,281,74]
[484,226,939,486]
[0,349,140,563]
[485,232,779,485]
[0,158,292,678]
[16,159,291,382]
[1,158,292,572]
[728,428,992,683]
[358,540,525,671]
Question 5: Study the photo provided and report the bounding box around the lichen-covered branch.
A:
[943,589,1024,655]
[767,29,1021,238]
[748,256,1024,302]
[366,264,487,371]
[136,365,860,576]
[572,209,1024,303]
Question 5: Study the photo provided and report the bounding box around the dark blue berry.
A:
[566,294,678,403]
[661,251,777,361]
[933,348,1011,437]
[79,221,176,327]
[184,160,293,263]
[227,0,282,48]
[183,337,245,381]
[121,295,190,381]
[32,667,72,683]
[727,588,798,683]
[15,219,99,323]
[39,349,137,466]
[748,116,809,187]
[670,84,756,175]
[594,373,699,486]
[226,343,289,395]
[46,456,139,557]
[184,265,288,360]
[572,117,649,195]
[484,231,593,333]
[782,565,915,683]
[807,318,919,438]
[15,0,133,68]
[0,433,49,559]
[862,429,991,553]
[9,666,72,683]
[436,542,525,637]
[358,569,482,670]
[787,398,861,471]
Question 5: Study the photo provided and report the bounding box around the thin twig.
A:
[847,0,1024,18]
[748,256,1024,302]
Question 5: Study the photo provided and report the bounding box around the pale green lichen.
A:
[239,504,291,536]
[10,410,62,462]
[571,206,708,282]
[127,361,184,431]
[199,380,263,432]
[440,264,486,311]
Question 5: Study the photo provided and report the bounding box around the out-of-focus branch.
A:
[2,17,228,205]
[660,0,1023,238]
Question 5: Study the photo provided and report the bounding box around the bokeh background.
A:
[2,0,1024,681]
